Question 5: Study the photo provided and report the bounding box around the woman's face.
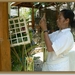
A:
[57,12,67,29]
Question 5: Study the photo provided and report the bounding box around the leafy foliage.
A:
[11,43,38,71]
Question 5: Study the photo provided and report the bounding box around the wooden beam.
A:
[11,2,39,9]
[11,2,22,6]
[0,2,11,71]
[11,2,33,8]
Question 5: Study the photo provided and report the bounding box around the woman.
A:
[39,9,75,71]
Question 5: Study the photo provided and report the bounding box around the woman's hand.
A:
[39,13,47,31]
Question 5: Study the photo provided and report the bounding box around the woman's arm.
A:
[44,32,54,52]
[39,13,54,52]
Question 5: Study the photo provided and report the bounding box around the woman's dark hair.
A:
[60,9,75,28]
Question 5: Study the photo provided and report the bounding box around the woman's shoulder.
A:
[49,30,59,35]
[48,30,59,37]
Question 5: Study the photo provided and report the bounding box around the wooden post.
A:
[32,6,34,29]
[56,6,60,18]
[18,6,20,17]
[0,2,11,71]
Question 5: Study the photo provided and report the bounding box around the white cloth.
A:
[42,28,74,71]
[68,44,75,71]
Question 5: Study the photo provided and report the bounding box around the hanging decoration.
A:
[8,17,30,47]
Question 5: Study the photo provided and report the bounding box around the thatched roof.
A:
[11,2,58,9]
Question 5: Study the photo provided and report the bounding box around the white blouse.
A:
[42,28,74,71]
[47,28,74,63]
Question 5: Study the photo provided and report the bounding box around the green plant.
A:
[11,43,38,71]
